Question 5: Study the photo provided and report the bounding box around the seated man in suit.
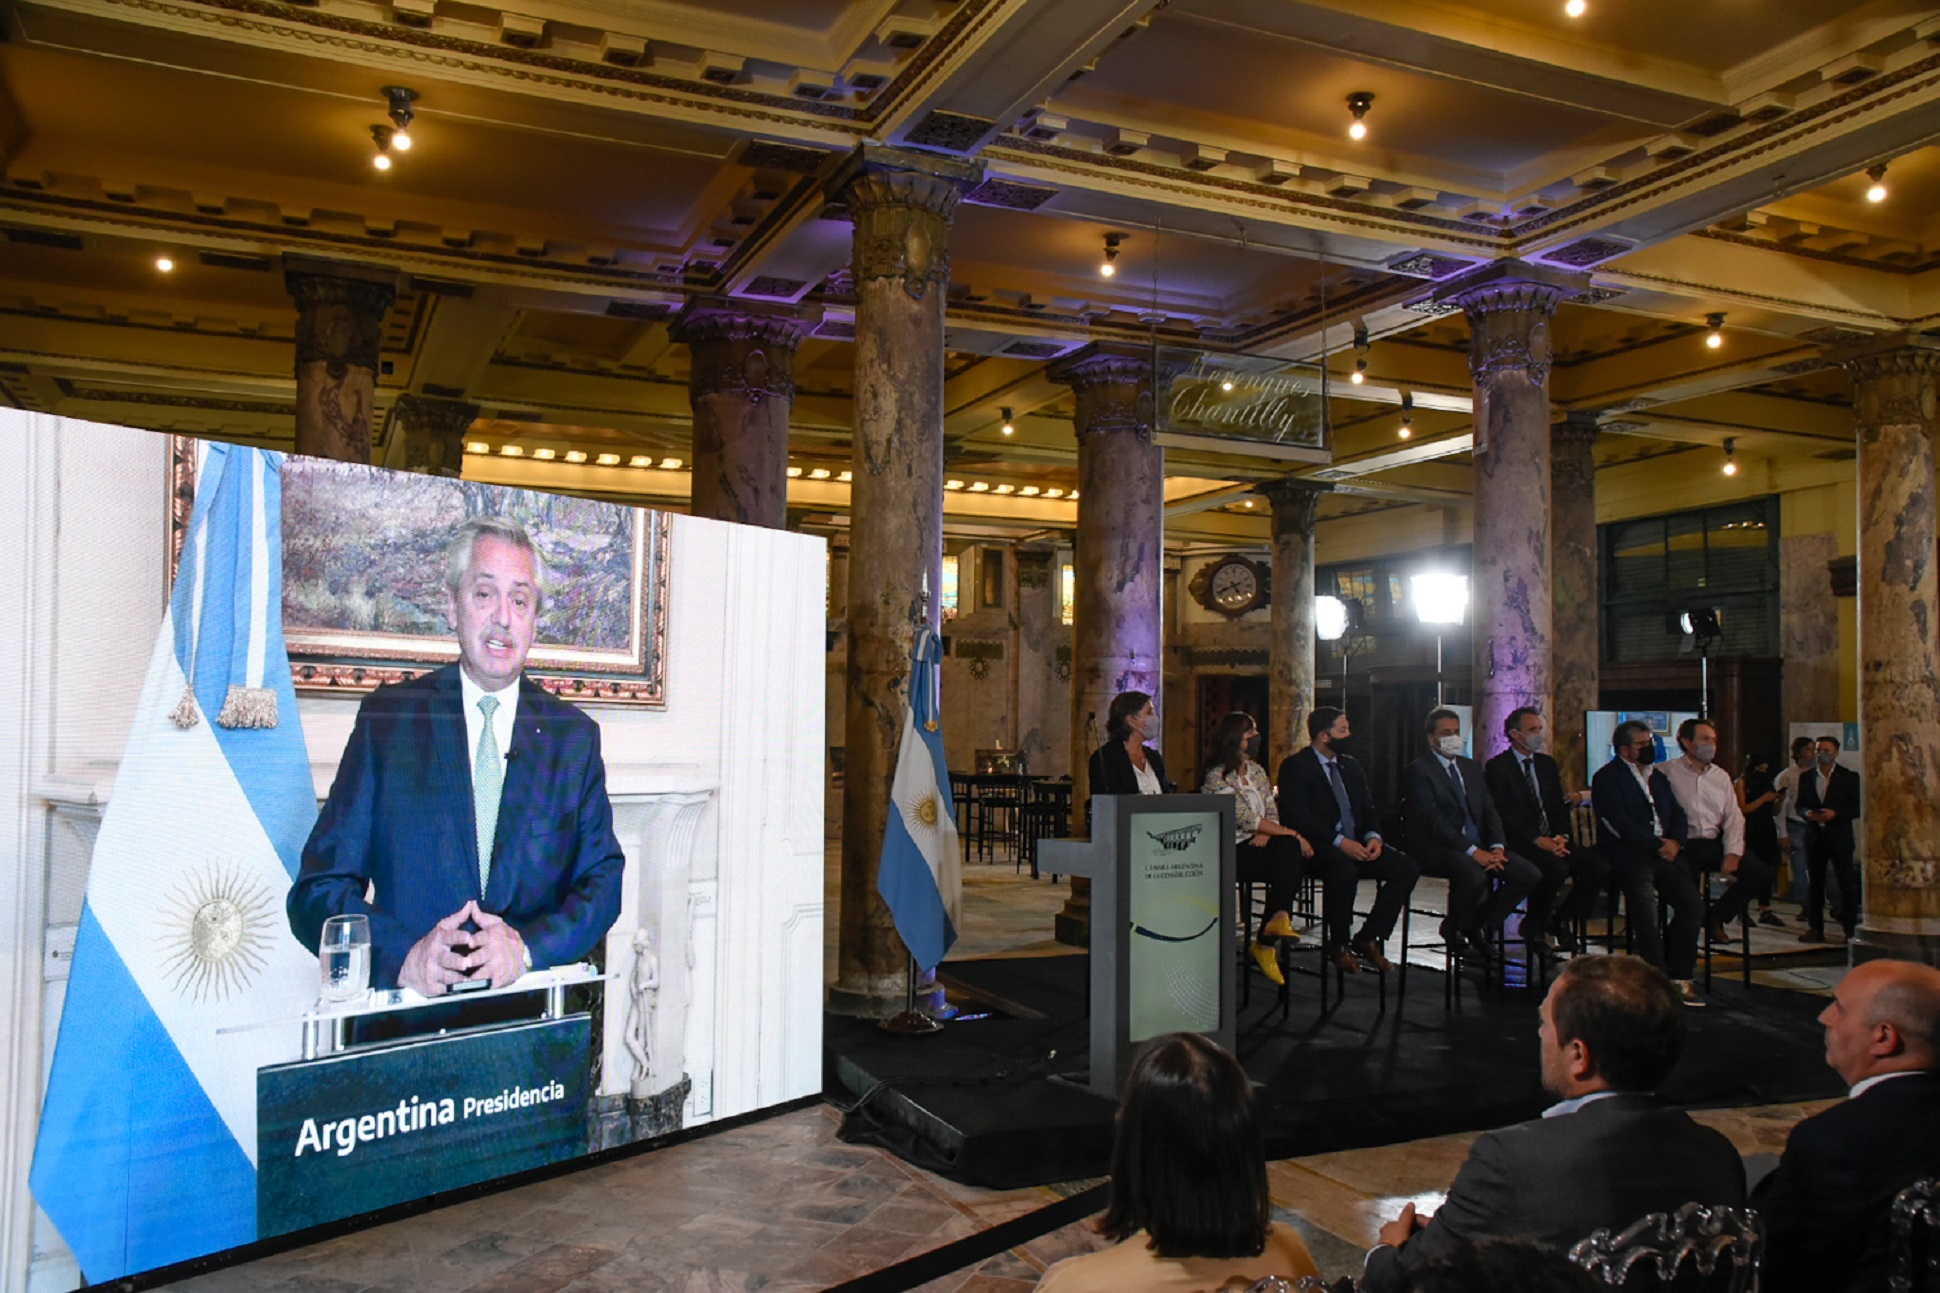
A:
[1484,707,1607,958]
[288,515,626,997]
[1402,707,1540,969]
[1590,721,1704,1006]
[1363,955,1745,1292]
[1796,735,1862,943]
[1753,959,1940,1293]
[1277,706,1420,975]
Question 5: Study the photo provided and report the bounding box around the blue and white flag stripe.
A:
[876,625,962,972]
[31,442,320,1282]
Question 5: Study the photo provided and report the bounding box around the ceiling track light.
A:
[1722,436,1739,477]
[1399,391,1415,439]
[1000,407,1015,435]
[1350,323,1370,385]
[1100,232,1124,278]
[1704,312,1726,350]
[383,86,419,151]
[1351,357,1367,385]
[371,124,397,171]
[1346,91,1374,141]
[1866,163,1889,203]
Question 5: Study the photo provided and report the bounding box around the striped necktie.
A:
[474,695,504,895]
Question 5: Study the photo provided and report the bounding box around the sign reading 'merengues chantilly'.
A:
[257,1018,590,1236]
[1155,346,1328,453]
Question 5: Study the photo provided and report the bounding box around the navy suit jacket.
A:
[1277,746,1383,847]
[1591,757,1689,860]
[288,664,626,990]
[1752,1069,1940,1293]
[1796,763,1862,854]
[1485,749,1576,857]
[1401,752,1505,857]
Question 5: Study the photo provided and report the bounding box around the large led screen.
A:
[0,415,826,1290]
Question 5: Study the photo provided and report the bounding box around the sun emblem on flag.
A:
[158,863,278,1002]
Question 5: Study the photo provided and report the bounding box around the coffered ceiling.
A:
[1,0,1936,548]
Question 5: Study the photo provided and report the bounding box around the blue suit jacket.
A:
[288,664,625,989]
[1591,756,1689,859]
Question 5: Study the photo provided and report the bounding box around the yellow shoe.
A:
[1250,941,1286,986]
[1262,912,1300,942]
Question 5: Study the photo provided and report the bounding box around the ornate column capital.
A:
[671,296,820,404]
[827,144,983,303]
[1048,344,1154,443]
[1833,334,1940,428]
[285,261,399,376]
[390,393,478,477]
[1253,477,1333,532]
[1437,260,1588,389]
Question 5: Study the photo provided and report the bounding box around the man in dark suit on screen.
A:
[1753,959,1940,1293]
[1591,720,1704,1005]
[1795,734,1862,943]
[288,514,625,995]
[1402,707,1539,968]
[1362,955,1745,1292]
[1277,706,1419,975]
[1485,707,1607,958]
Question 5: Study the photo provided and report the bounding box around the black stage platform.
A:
[828,954,1844,1190]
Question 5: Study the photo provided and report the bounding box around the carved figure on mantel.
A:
[624,929,660,1099]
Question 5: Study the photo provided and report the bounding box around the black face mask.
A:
[1634,743,1657,766]
[1328,736,1353,757]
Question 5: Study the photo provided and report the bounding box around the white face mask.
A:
[1520,731,1547,754]
[1436,734,1465,759]
[1692,742,1718,764]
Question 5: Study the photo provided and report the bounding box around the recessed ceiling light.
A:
[597,452,621,465]
[1044,487,1063,498]
[660,457,683,469]
[466,441,489,453]
[500,444,523,456]
[809,467,831,479]
[532,447,555,460]
[564,450,587,463]
[154,256,174,273]
[994,484,1015,494]
[787,466,804,478]
[1020,485,1040,496]
[838,470,853,482]
[946,479,966,490]
[968,481,991,492]
[629,455,650,467]
[1565,0,1587,16]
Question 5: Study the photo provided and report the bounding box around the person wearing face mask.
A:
[1590,721,1705,1005]
[1201,712,1313,986]
[1485,707,1607,957]
[1402,708,1539,970]
[1733,750,1785,928]
[1277,707,1420,975]
[1659,718,1771,948]
[1795,735,1862,944]
[1088,690,1173,804]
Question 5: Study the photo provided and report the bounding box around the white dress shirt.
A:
[1659,756,1745,855]
[1850,1069,1925,1099]
[1625,760,1665,836]
[1775,764,1806,824]
[459,667,520,782]
[1131,756,1163,796]
[1542,1090,1623,1118]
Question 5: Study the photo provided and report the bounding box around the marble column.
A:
[1015,547,1059,775]
[827,144,982,1016]
[285,260,398,463]
[670,297,818,529]
[1835,335,1940,964]
[1550,412,1601,791]
[1256,478,1331,767]
[1050,344,1164,945]
[389,393,477,477]
[1440,262,1585,760]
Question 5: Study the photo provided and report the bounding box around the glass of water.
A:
[319,914,371,1005]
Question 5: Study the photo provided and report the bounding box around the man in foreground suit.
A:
[1363,955,1745,1292]
[289,515,626,995]
[1403,708,1539,967]
[1591,721,1704,1005]
[1278,706,1419,974]
[1796,735,1862,943]
[1485,708,1606,957]
[1753,959,1940,1293]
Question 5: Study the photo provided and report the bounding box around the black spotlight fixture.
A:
[383,86,419,151]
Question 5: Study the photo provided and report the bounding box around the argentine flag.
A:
[31,443,320,1282]
[875,624,962,972]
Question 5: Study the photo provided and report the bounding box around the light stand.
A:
[1411,573,1469,705]
[1679,608,1724,720]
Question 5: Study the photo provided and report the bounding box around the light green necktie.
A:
[474,695,503,895]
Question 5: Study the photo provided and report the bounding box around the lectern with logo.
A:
[1038,794,1236,1095]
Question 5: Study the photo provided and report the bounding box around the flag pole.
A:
[881,569,946,1037]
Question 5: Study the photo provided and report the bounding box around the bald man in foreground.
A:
[1753,959,1940,1293]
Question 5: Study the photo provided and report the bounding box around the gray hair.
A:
[1866,964,1940,1061]
[444,515,553,615]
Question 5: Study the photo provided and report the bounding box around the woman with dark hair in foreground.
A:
[1036,1033,1318,1292]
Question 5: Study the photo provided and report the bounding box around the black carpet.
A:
[829,954,1843,1190]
